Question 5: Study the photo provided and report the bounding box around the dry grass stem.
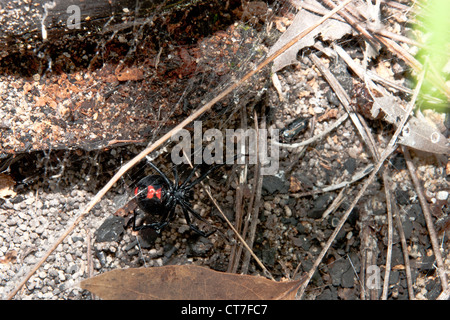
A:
[402,146,448,292]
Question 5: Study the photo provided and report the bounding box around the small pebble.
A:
[284,205,292,217]
[436,190,448,201]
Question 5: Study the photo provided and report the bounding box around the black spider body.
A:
[132,160,226,237]
[134,175,169,214]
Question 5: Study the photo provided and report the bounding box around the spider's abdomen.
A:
[134,175,168,215]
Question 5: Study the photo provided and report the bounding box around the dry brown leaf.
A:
[0,174,16,199]
[80,265,304,300]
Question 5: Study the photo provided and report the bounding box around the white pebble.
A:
[436,191,448,201]
[284,205,292,217]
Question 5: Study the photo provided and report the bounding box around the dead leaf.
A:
[268,0,353,72]
[399,117,449,154]
[372,96,450,154]
[0,174,16,198]
[80,265,304,300]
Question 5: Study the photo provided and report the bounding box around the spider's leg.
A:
[179,200,215,237]
[163,198,177,224]
[183,153,241,190]
[179,164,202,188]
[133,213,172,232]
[172,165,179,186]
[180,199,208,222]
[146,161,173,187]
[133,198,175,232]
[184,162,225,189]
[131,206,140,230]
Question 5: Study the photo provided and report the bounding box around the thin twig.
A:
[273,113,349,149]
[322,0,380,50]
[402,146,449,292]
[5,0,353,299]
[231,108,261,274]
[204,183,274,280]
[374,35,422,72]
[310,54,379,161]
[333,44,413,95]
[393,202,415,299]
[297,58,425,299]
[320,187,347,220]
[292,164,374,198]
[369,27,422,48]
[228,109,249,274]
[241,109,264,274]
[86,227,95,300]
[437,287,450,300]
[297,144,396,299]
[182,152,274,280]
[381,169,394,300]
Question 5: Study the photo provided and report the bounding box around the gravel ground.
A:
[1,82,448,300]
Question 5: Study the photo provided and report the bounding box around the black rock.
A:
[187,238,213,257]
[71,236,84,243]
[138,228,158,248]
[258,243,276,267]
[280,216,297,226]
[419,254,436,271]
[295,222,306,234]
[9,195,24,204]
[96,250,107,267]
[163,243,178,258]
[395,190,410,206]
[317,287,338,300]
[389,271,400,285]
[330,259,349,287]
[95,215,125,242]
[330,59,353,92]
[402,219,413,240]
[325,89,341,107]
[408,204,425,227]
[262,175,289,195]
[209,253,228,272]
[341,268,355,288]
[426,279,441,299]
[292,235,310,251]
[391,246,405,266]
[389,154,406,170]
[308,194,333,219]
[343,158,357,174]
[347,207,359,227]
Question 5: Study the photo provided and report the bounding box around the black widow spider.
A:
[132,159,232,237]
